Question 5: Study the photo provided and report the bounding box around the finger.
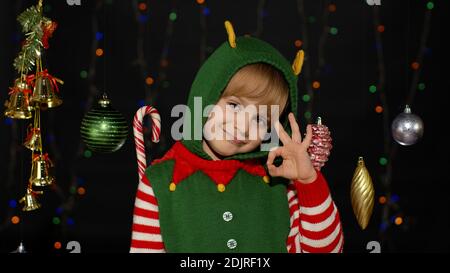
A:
[288,113,302,143]
[302,124,313,148]
[266,147,283,166]
[274,120,291,145]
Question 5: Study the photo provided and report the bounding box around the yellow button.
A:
[263,176,270,184]
[169,182,176,192]
[217,184,226,192]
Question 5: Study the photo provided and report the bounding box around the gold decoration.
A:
[292,50,304,76]
[24,127,42,151]
[224,20,236,48]
[7,0,61,215]
[24,108,43,151]
[4,79,33,119]
[30,74,63,108]
[351,157,375,230]
[20,187,43,212]
[80,93,128,153]
[217,183,226,192]
[29,153,54,187]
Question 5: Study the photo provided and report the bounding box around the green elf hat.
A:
[181,20,305,161]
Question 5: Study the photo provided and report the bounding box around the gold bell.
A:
[31,76,63,108]
[24,126,42,151]
[4,80,33,119]
[20,187,43,212]
[29,154,55,187]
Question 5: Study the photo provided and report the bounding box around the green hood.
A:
[181,36,299,161]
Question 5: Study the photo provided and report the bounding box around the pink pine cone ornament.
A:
[307,117,333,171]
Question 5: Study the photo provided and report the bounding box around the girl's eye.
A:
[227,102,241,111]
[256,115,268,126]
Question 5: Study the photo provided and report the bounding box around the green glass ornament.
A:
[80,93,128,153]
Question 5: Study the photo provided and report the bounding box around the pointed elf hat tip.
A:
[292,49,305,76]
[224,20,236,48]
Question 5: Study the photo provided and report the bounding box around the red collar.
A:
[152,141,268,187]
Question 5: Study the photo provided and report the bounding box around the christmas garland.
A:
[13,4,57,74]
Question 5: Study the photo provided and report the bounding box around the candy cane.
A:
[133,106,161,181]
[131,106,164,253]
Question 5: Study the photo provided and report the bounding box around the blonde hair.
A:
[221,63,289,116]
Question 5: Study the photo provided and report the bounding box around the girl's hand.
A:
[266,113,317,184]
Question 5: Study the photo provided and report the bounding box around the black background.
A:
[0,0,448,253]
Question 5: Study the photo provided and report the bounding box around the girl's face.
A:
[202,95,279,159]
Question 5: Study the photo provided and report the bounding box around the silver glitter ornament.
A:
[391,105,424,146]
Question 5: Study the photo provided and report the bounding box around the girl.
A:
[130,22,343,253]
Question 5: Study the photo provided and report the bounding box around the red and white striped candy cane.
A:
[133,106,161,181]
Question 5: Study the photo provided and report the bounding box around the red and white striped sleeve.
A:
[130,175,166,253]
[286,171,344,253]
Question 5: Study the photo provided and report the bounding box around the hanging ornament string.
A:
[252,0,266,37]
[132,0,152,102]
[406,4,432,106]
[103,1,107,94]
[19,52,26,82]
[198,0,208,63]
[296,0,334,123]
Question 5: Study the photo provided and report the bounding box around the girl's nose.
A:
[234,112,250,138]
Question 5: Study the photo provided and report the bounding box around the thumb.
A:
[267,147,283,166]
[267,164,283,177]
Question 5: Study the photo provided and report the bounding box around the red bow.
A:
[24,71,62,93]
[33,153,52,165]
[25,74,37,87]
[8,86,32,95]
[25,126,41,141]
[42,21,58,49]
[39,69,62,93]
